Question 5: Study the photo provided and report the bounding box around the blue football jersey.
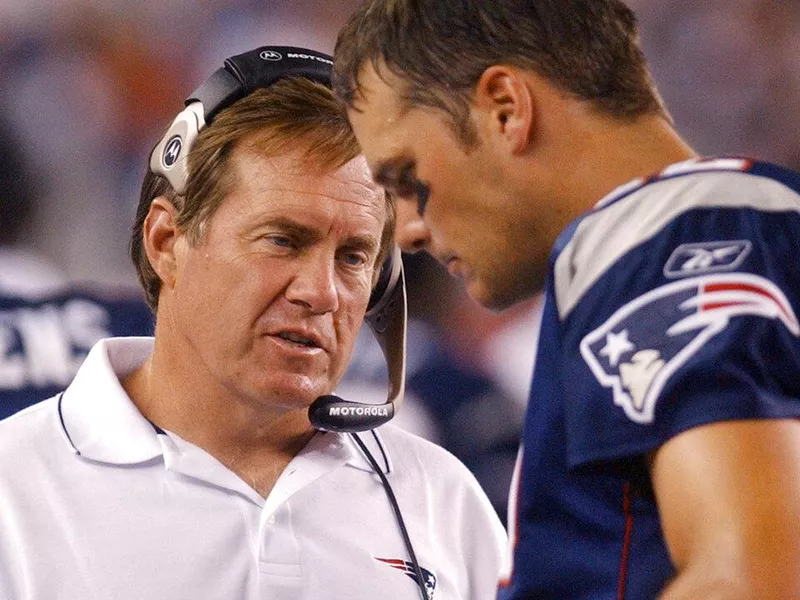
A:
[499,158,800,599]
[0,289,154,419]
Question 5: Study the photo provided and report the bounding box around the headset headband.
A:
[149,46,334,194]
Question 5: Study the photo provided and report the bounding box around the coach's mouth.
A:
[269,328,330,353]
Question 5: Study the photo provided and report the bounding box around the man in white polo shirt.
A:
[0,46,506,600]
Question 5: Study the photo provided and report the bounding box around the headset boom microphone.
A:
[308,245,407,432]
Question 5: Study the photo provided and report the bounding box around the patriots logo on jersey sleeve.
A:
[375,557,437,598]
[580,273,799,424]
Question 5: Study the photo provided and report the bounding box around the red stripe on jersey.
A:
[617,482,634,600]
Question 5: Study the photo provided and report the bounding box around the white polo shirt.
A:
[0,338,506,600]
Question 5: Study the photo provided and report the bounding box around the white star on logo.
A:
[599,329,636,367]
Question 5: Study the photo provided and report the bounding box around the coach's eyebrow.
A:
[258,217,320,242]
[341,233,380,257]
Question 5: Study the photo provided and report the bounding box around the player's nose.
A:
[395,199,431,253]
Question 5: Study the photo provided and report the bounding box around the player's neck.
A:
[557,114,698,213]
[602,115,696,186]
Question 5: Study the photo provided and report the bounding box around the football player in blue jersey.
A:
[333,0,800,598]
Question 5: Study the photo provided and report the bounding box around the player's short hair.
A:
[333,0,668,146]
[131,77,395,311]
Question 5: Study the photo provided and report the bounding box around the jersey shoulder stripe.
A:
[553,158,800,320]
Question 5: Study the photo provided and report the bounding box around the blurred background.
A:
[1,0,798,524]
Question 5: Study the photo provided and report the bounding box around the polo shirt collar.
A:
[59,337,163,464]
[342,429,394,475]
[258,429,393,514]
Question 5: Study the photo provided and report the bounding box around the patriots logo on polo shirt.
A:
[375,557,437,598]
[580,273,799,424]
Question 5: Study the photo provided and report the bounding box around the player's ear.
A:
[474,65,534,154]
[142,196,182,289]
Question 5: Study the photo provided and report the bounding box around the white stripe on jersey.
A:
[554,166,800,320]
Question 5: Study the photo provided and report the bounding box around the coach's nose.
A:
[395,198,431,253]
[285,249,339,314]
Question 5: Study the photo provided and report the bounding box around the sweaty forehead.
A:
[351,60,404,110]
[348,88,415,183]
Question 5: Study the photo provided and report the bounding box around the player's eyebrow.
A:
[372,159,407,189]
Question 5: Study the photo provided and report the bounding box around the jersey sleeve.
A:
[554,163,800,469]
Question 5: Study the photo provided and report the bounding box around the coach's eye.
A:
[340,250,369,267]
[267,235,293,248]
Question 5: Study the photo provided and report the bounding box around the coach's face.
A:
[162,144,385,413]
[348,63,545,311]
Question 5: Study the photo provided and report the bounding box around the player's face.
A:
[348,64,544,311]
[169,146,385,413]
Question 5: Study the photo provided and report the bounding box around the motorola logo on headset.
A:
[328,405,390,417]
[162,135,183,168]
[260,50,282,61]
[287,52,333,65]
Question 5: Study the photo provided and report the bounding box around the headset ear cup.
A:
[364,246,407,406]
[367,246,403,318]
[149,102,205,195]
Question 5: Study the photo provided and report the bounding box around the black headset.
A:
[149,46,408,434]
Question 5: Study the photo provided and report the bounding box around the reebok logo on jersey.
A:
[663,240,751,278]
[580,273,799,424]
[375,557,437,599]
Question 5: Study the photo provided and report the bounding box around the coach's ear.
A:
[142,196,182,289]
[473,65,534,155]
